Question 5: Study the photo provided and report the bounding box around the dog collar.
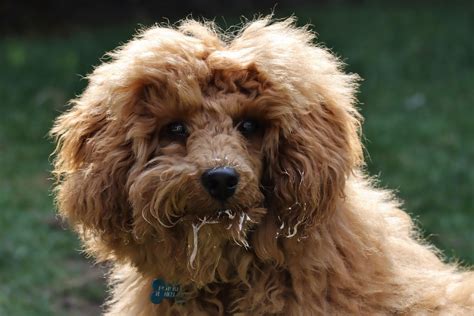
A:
[150,278,181,304]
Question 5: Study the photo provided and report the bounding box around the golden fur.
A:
[51,17,474,315]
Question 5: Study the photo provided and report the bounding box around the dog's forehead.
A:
[200,93,260,116]
[164,64,270,119]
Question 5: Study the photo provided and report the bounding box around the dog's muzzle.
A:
[200,167,239,202]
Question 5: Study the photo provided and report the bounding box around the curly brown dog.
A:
[51,17,474,315]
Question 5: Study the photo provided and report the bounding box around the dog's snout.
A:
[201,167,239,202]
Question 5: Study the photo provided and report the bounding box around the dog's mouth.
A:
[161,206,265,235]
[154,205,266,267]
[185,209,255,268]
[162,180,266,231]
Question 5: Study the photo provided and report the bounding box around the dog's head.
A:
[51,18,363,284]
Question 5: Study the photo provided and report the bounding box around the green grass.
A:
[1,4,473,315]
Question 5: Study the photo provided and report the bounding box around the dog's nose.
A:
[201,167,239,202]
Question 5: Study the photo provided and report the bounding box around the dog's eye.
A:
[237,119,260,137]
[164,122,188,139]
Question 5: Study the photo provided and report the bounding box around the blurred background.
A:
[0,0,473,314]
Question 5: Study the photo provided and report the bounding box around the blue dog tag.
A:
[150,278,181,304]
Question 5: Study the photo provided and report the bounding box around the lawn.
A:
[1,3,472,315]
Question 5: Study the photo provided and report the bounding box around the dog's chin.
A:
[128,188,266,285]
[176,203,267,244]
[152,204,266,285]
[176,190,267,236]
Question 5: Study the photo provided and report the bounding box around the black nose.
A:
[201,167,239,202]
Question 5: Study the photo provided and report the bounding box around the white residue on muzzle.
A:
[189,216,219,269]
[286,218,305,238]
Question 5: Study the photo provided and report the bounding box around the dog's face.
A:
[129,81,270,249]
[141,98,267,224]
[52,18,363,284]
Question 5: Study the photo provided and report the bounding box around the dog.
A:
[51,17,474,315]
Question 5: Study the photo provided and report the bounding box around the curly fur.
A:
[51,17,474,315]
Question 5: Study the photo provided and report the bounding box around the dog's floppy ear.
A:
[270,99,362,227]
[255,85,363,263]
[248,18,363,262]
[50,57,168,254]
[254,97,362,261]
[51,85,135,253]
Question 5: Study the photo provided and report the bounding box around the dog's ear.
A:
[50,64,170,255]
[269,99,362,226]
[254,95,363,262]
[51,86,135,254]
[248,19,363,262]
